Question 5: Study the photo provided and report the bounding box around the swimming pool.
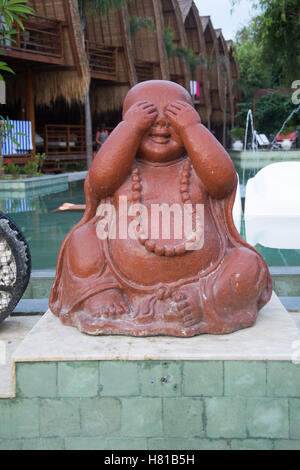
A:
[2,179,300,270]
[1,181,84,270]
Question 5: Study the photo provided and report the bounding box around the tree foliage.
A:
[130,16,155,37]
[232,0,300,87]
[0,0,34,80]
[173,47,204,75]
[234,21,273,100]
[78,0,130,16]
[236,92,300,137]
[164,26,174,58]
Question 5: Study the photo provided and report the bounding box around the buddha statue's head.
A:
[123,80,193,164]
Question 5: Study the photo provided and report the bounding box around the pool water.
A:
[2,181,85,270]
[2,180,300,270]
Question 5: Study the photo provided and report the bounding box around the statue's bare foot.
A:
[84,289,131,319]
[164,288,202,327]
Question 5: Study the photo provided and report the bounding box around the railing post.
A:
[66,126,70,153]
[45,125,48,154]
[59,23,64,59]
[25,68,36,156]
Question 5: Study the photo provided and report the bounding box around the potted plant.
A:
[5,161,21,178]
[230,127,245,151]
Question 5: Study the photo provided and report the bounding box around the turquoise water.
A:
[2,179,300,270]
[1,181,85,270]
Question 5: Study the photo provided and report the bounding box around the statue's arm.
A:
[89,101,158,200]
[89,121,142,200]
[165,101,236,199]
[181,123,236,198]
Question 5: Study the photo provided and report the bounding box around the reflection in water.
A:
[3,181,85,269]
[1,197,48,214]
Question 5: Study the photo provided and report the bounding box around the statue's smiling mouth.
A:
[150,131,171,144]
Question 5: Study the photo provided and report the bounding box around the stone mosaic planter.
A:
[0,174,68,198]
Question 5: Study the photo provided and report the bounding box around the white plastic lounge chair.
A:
[256,133,270,147]
[244,162,300,249]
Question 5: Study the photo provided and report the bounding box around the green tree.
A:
[0,0,34,80]
[232,0,300,86]
[234,21,273,100]
[236,92,300,137]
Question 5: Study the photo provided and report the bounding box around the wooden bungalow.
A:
[1,0,89,165]
[177,0,211,125]
[227,39,241,115]
[126,0,169,83]
[215,28,234,131]
[200,16,225,138]
[84,4,137,118]
[161,0,190,90]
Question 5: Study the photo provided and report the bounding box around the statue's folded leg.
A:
[50,223,130,331]
[200,247,272,334]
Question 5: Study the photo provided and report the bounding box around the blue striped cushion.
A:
[2,120,33,155]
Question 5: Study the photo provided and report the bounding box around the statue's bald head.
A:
[123,80,193,118]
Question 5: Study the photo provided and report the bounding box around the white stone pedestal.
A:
[12,293,300,364]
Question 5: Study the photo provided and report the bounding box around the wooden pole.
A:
[222,71,227,148]
[85,87,93,169]
[152,0,170,80]
[25,68,36,156]
[119,6,137,87]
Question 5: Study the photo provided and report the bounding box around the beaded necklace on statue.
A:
[130,158,200,257]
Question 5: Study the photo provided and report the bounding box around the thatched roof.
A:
[32,0,89,106]
[200,16,210,31]
[90,84,129,114]
[177,0,193,21]
[215,28,222,38]
[226,39,233,50]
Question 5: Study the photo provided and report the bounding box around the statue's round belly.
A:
[108,213,222,286]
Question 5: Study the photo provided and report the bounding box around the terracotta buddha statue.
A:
[50,80,272,336]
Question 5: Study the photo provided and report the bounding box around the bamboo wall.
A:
[85,8,130,84]
[200,16,224,126]
[215,28,234,126]
[161,0,189,89]
[183,3,211,124]
[29,0,66,19]
[227,40,241,115]
[127,0,161,80]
